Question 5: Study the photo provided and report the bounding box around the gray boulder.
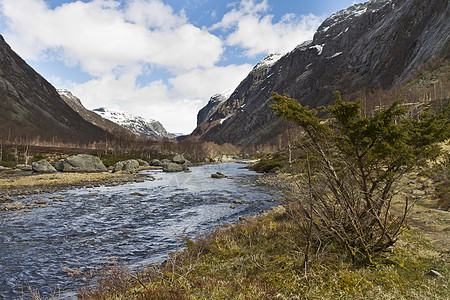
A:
[32,159,57,173]
[161,159,171,165]
[150,159,162,166]
[137,159,150,167]
[162,162,185,172]
[15,164,32,171]
[112,160,139,174]
[172,154,186,164]
[55,154,107,172]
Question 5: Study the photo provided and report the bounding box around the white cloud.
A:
[169,64,253,99]
[212,0,322,56]
[0,0,223,75]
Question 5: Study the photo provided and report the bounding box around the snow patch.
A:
[327,52,343,59]
[309,44,325,55]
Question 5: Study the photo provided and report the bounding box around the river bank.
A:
[0,168,154,209]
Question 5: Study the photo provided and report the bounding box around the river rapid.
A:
[0,163,278,299]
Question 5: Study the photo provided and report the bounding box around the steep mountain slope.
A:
[192,0,449,146]
[0,35,109,143]
[57,89,135,139]
[92,107,175,140]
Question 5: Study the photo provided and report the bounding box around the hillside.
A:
[192,0,449,146]
[0,35,109,143]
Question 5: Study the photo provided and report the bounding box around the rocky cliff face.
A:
[0,35,109,142]
[192,0,449,146]
[57,89,135,139]
[197,90,232,126]
[92,107,175,140]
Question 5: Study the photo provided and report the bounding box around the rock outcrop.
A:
[55,154,107,172]
[192,0,449,146]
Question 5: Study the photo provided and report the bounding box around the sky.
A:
[0,0,366,134]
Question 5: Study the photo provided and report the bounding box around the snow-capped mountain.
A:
[93,107,175,140]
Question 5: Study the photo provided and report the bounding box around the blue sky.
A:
[0,0,365,133]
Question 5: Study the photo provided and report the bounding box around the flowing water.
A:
[0,163,278,299]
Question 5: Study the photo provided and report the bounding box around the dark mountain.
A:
[192,0,449,146]
[0,35,109,143]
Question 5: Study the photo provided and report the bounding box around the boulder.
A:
[161,159,171,165]
[0,165,7,170]
[15,164,32,171]
[32,159,57,173]
[162,162,185,172]
[204,158,211,164]
[172,154,186,164]
[211,172,226,179]
[137,159,150,167]
[112,160,139,174]
[150,159,162,166]
[55,154,107,172]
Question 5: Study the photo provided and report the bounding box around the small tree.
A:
[270,92,449,264]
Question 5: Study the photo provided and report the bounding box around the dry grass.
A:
[0,172,124,189]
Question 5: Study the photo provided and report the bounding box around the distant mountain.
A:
[191,0,449,146]
[57,89,135,138]
[92,107,175,140]
[0,35,109,143]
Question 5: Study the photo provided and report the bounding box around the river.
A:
[0,163,278,299]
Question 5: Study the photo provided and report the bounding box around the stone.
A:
[1,201,26,211]
[35,199,47,205]
[137,159,150,167]
[0,165,7,170]
[233,200,244,205]
[15,164,32,171]
[150,159,162,166]
[211,172,226,179]
[204,158,211,164]
[112,160,140,174]
[32,159,57,173]
[172,154,186,164]
[162,162,184,172]
[55,154,107,172]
